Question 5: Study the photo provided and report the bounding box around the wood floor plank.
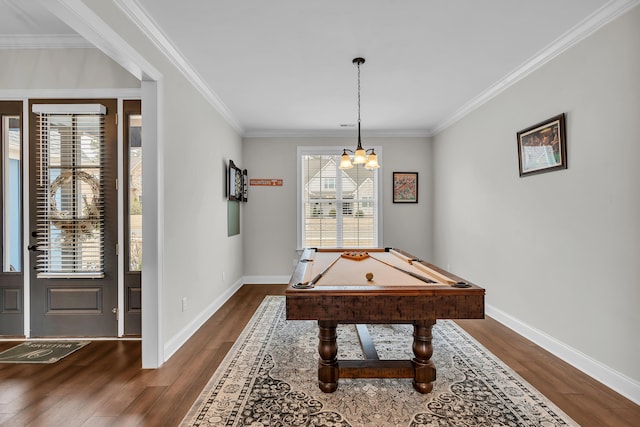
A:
[0,284,637,426]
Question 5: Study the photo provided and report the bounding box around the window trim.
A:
[296,145,382,250]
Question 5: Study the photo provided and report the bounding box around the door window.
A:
[32,106,106,277]
[2,114,21,272]
[128,114,142,271]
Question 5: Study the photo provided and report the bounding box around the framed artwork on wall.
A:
[242,169,248,202]
[227,160,243,201]
[393,172,418,203]
[517,113,567,177]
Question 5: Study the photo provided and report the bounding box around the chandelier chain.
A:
[357,60,361,125]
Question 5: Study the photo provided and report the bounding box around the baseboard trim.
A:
[486,303,640,405]
[163,279,243,361]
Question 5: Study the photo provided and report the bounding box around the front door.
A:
[28,99,118,337]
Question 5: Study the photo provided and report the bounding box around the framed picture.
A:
[242,169,248,202]
[393,172,418,203]
[227,160,243,201]
[517,113,567,177]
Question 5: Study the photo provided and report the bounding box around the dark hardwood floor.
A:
[1,284,638,426]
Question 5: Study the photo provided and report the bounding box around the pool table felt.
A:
[304,250,453,287]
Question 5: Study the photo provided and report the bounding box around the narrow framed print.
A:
[393,172,418,203]
[227,160,243,201]
[517,113,567,177]
[242,169,248,202]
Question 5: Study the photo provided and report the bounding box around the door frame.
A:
[33,0,164,367]
[0,94,143,340]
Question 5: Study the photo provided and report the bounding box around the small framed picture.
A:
[393,172,418,203]
[517,113,567,177]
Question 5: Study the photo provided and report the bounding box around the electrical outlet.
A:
[181,297,187,312]
[222,271,226,281]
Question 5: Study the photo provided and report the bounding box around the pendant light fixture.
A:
[339,57,380,170]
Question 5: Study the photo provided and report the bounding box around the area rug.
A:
[181,296,577,426]
[0,341,90,364]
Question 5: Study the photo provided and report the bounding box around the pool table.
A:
[285,247,485,394]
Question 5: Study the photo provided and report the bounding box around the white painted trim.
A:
[140,79,163,368]
[21,99,31,338]
[31,103,106,114]
[432,0,640,135]
[163,279,244,361]
[0,34,92,49]
[113,0,243,134]
[116,98,125,337]
[486,303,640,406]
[242,276,290,285]
[40,0,161,81]
[0,89,141,100]
[243,129,432,139]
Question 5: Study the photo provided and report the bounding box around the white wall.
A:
[0,48,140,89]
[432,4,640,392]
[242,136,433,278]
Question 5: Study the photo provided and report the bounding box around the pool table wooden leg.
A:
[412,320,436,393]
[318,320,339,392]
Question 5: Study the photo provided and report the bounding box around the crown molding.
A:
[243,129,432,139]
[0,88,141,99]
[432,0,640,135]
[40,0,161,82]
[0,34,93,49]
[113,0,243,134]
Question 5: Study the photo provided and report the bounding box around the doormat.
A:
[0,341,90,364]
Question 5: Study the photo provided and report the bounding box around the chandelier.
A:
[339,57,380,170]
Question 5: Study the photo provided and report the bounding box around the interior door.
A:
[28,99,118,337]
[0,101,24,336]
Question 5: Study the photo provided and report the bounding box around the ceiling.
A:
[1,0,624,136]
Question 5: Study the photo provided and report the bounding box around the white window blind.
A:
[33,104,106,278]
[298,147,380,248]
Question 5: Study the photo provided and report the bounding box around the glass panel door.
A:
[29,99,118,337]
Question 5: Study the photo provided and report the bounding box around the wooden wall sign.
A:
[250,179,283,187]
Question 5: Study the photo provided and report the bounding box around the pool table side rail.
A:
[286,248,485,322]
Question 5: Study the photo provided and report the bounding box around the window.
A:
[32,104,106,277]
[127,113,142,271]
[323,177,335,190]
[2,112,21,272]
[298,147,380,248]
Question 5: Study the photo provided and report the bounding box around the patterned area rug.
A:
[181,296,577,426]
